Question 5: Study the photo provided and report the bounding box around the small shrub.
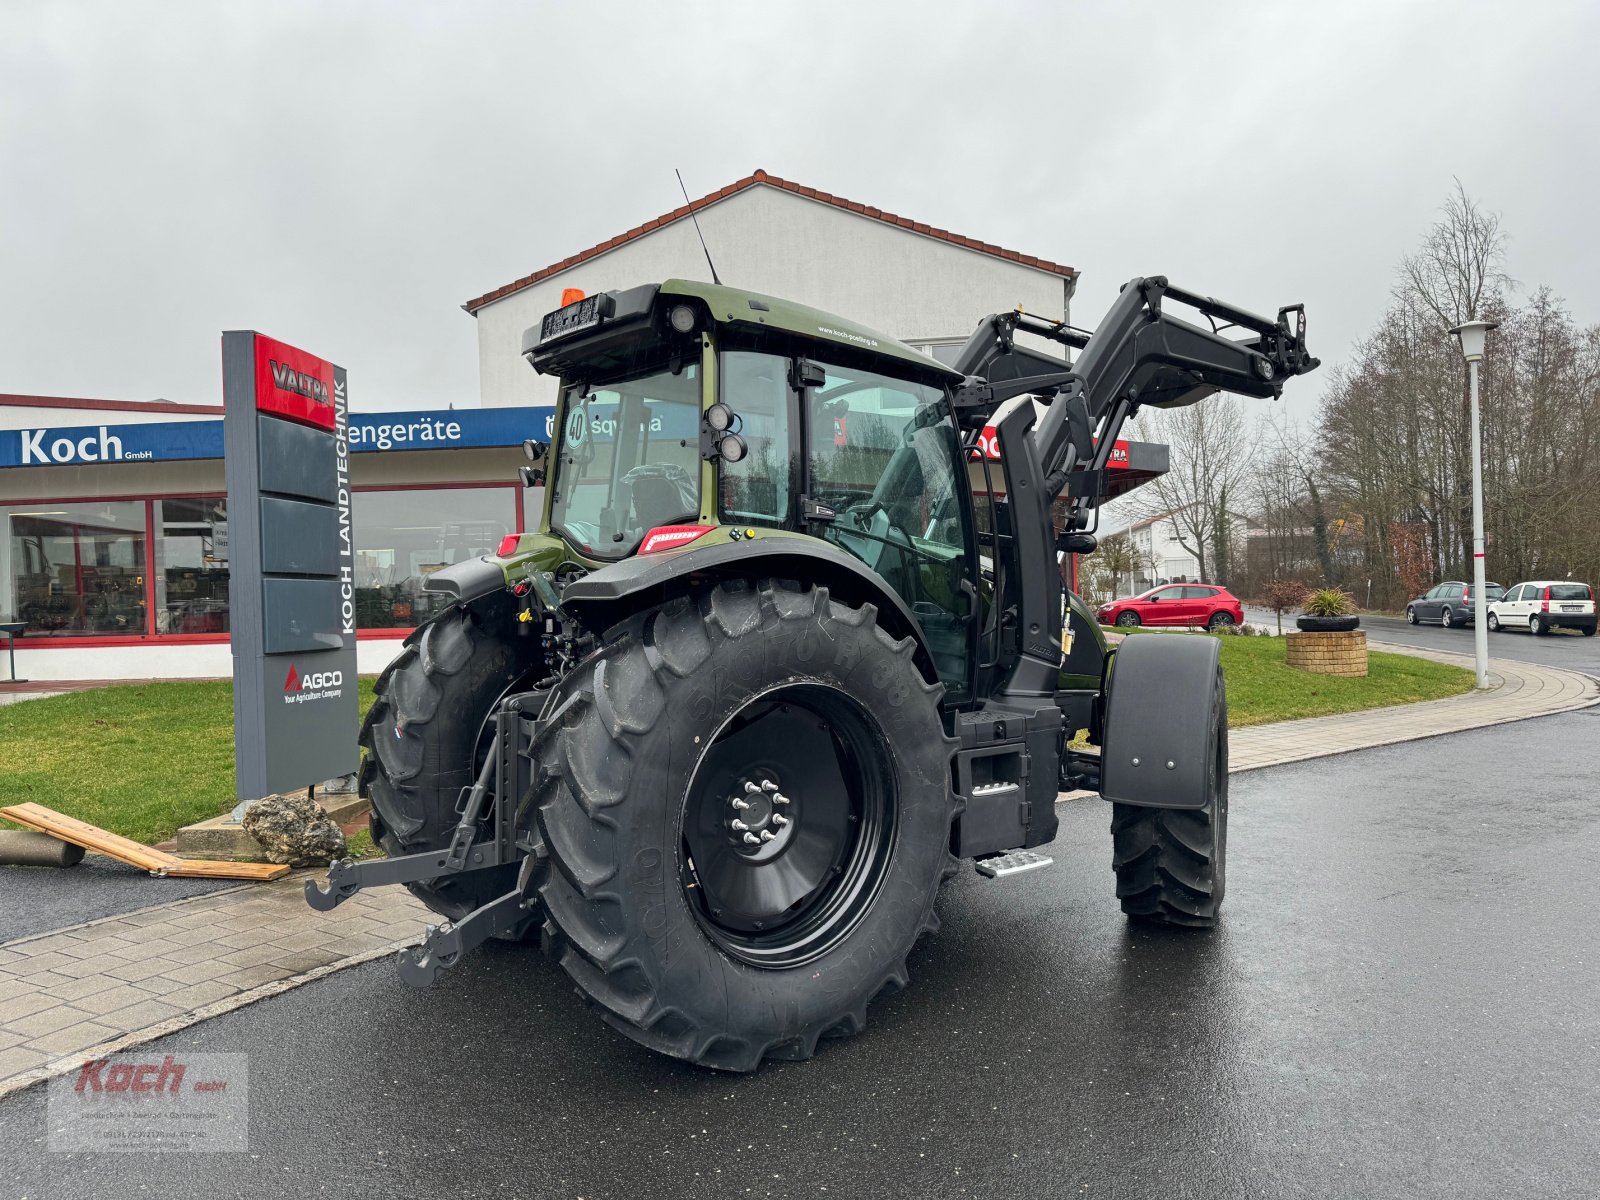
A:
[1261,578,1309,634]
[1303,587,1355,618]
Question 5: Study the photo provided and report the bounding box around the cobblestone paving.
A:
[0,875,427,1095]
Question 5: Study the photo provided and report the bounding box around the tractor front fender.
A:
[559,535,943,685]
[1098,634,1222,809]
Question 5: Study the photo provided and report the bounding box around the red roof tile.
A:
[462,169,1076,314]
[0,394,222,415]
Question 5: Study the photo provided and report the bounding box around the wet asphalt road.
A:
[1359,612,1600,676]
[5,708,1600,1199]
[1245,606,1600,678]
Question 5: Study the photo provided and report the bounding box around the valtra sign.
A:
[253,334,337,431]
[224,331,358,800]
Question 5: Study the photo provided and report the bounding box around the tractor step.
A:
[973,849,1054,879]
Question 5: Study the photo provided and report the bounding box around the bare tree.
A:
[1133,396,1255,584]
[1079,531,1139,604]
[1397,178,1511,327]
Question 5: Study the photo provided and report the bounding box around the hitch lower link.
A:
[304,699,539,987]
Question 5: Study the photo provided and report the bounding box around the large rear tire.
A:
[528,579,956,1072]
[360,598,541,926]
[1109,671,1228,927]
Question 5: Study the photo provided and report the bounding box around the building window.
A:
[906,339,969,368]
[351,486,517,629]
[1,501,148,636]
[156,497,230,634]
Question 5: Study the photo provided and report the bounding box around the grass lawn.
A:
[0,638,1473,845]
[1204,633,1474,727]
[0,679,375,846]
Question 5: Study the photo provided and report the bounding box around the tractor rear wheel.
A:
[528,580,956,1072]
[1109,670,1228,927]
[360,598,541,927]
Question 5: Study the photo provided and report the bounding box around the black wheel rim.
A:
[680,683,898,970]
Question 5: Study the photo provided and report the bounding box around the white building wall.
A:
[10,634,408,682]
[473,185,1072,409]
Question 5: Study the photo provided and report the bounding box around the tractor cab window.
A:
[804,362,974,693]
[719,351,792,527]
[549,362,702,559]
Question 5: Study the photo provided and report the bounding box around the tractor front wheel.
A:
[1109,669,1228,927]
[528,580,956,1071]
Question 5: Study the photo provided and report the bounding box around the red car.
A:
[1097,584,1245,630]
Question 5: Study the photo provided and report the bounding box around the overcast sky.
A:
[4,1,1597,417]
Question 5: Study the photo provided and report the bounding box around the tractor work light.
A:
[704,403,733,432]
[718,433,748,463]
[523,438,548,462]
[669,304,698,334]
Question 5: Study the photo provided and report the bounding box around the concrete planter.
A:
[1285,629,1368,677]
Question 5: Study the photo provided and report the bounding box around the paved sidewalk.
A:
[1229,644,1598,771]
[0,646,1592,1097]
[0,875,428,1097]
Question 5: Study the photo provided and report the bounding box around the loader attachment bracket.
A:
[304,693,540,912]
[396,888,532,987]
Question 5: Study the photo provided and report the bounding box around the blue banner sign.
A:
[0,406,557,468]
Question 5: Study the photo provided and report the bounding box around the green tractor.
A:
[308,275,1317,1071]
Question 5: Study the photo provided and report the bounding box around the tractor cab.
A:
[522,280,984,695]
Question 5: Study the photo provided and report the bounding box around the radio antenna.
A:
[675,169,722,286]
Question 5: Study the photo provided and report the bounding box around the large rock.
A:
[241,792,347,866]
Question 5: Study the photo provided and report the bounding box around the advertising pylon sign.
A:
[222,332,358,799]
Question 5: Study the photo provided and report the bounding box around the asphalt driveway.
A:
[4,705,1599,1198]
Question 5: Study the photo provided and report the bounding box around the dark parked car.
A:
[1405,579,1504,628]
[1096,583,1245,630]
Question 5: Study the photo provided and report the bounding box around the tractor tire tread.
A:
[531,579,956,1072]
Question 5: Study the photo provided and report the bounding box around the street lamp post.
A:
[1450,318,1498,690]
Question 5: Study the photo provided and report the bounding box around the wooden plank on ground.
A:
[0,803,289,881]
[1,803,177,872]
[163,858,289,881]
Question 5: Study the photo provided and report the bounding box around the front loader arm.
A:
[953,275,1319,517]
[953,276,1319,702]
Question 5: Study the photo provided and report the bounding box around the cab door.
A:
[798,360,979,699]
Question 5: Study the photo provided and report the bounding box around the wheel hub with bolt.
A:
[727,777,795,859]
[680,684,897,967]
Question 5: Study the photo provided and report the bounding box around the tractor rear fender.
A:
[1098,634,1222,810]
[558,536,943,685]
[420,555,507,604]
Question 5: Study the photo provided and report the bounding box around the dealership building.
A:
[1,170,1159,682]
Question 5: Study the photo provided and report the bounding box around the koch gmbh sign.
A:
[222,331,358,799]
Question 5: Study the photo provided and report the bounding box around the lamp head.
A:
[1449,319,1499,363]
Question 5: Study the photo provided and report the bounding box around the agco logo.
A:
[284,664,343,693]
[270,360,330,405]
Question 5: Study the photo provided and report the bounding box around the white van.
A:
[1486,581,1596,636]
